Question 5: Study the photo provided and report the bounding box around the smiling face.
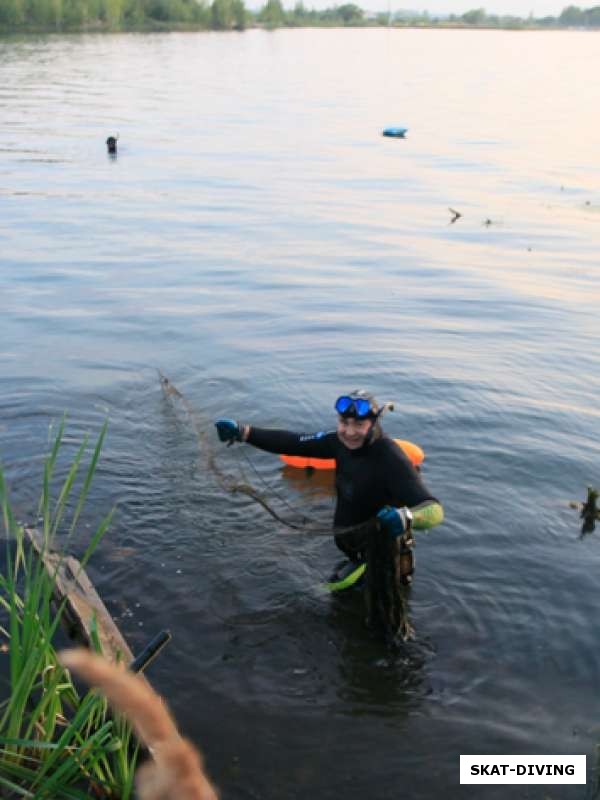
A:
[336,415,374,450]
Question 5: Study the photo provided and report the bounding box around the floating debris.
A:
[382,126,407,138]
[569,486,600,534]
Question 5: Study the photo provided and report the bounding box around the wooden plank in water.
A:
[25,527,135,668]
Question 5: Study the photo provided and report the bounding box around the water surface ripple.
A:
[1,27,600,799]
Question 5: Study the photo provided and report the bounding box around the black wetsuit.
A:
[247,427,437,561]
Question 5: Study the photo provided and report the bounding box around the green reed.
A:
[0,420,138,798]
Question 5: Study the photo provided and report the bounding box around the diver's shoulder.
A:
[374,434,396,449]
[375,435,408,459]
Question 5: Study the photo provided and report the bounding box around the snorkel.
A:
[366,400,394,445]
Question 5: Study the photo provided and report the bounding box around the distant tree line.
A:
[438,4,600,28]
[1,0,600,33]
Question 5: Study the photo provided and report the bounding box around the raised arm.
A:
[215,419,337,459]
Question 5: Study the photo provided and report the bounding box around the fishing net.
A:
[159,371,414,644]
[364,524,415,647]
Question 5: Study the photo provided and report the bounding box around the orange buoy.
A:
[279,439,424,470]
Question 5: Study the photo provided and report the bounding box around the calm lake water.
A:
[1,25,600,799]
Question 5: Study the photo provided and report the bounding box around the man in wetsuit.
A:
[215,390,444,582]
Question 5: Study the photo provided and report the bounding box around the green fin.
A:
[324,563,366,592]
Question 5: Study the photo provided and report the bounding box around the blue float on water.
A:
[382,127,407,138]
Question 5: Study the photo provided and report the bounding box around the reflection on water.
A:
[1,26,600,800]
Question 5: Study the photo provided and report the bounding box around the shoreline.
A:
[1,22,597,35]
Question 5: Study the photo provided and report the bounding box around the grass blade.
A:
[69,420,108,537]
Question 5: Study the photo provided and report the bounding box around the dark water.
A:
[1,27,600,799]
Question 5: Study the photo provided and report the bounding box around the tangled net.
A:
[159,371,414,646]
[365,524,415,647]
